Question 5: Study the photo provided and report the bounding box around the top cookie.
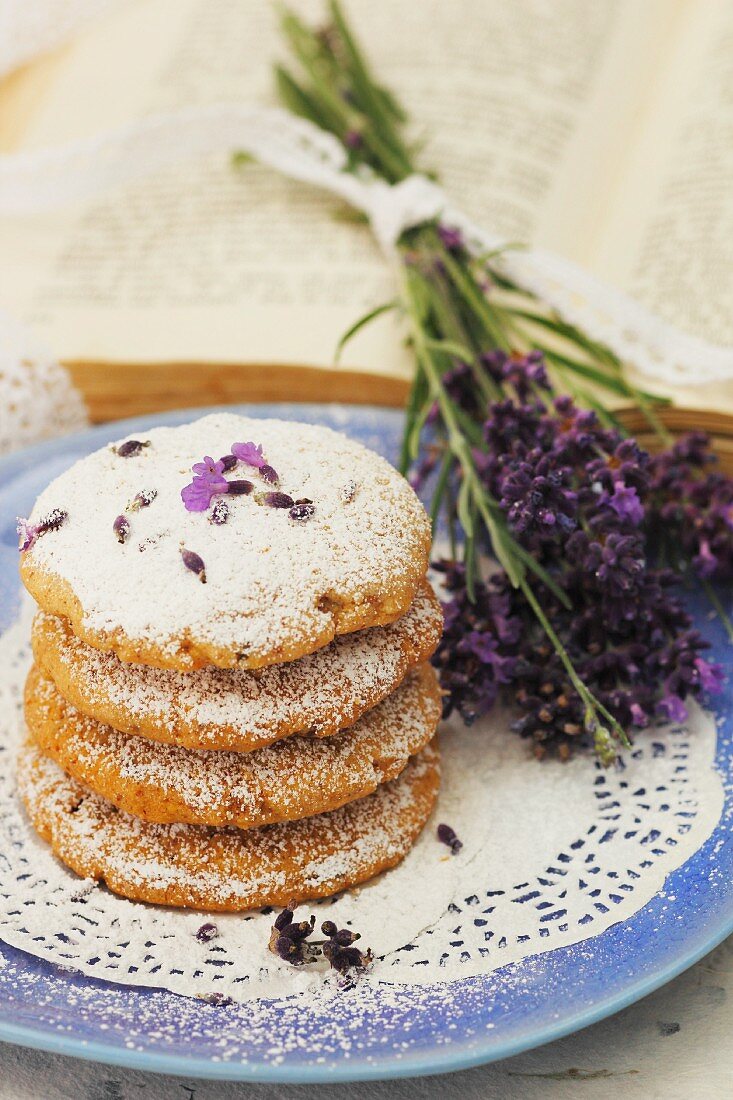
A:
[19,414,431,670]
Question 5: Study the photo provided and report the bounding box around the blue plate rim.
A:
[0,919,732,1083]
[0,402,731,1083]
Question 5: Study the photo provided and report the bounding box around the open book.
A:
[1,0,732,420]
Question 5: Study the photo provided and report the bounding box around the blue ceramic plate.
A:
[0,403,731,1083]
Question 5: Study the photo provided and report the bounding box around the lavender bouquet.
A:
[270,1,731,764]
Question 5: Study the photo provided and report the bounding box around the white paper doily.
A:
[0,598,724,1003]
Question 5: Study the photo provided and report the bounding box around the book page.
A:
[593,0,733,345]
[0,0,663,374]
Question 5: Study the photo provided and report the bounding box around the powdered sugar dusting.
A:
[19,740,440,910]
[26,664,440,827]
[0,601,725,1003]
[21,414,431,668]
[32,580,442,750]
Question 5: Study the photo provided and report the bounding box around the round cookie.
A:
[19,414,431,671]
[18,739,440,911]
[31,580,443,751]
[25,663,441,828]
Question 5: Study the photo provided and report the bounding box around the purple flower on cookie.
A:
[181,478,221,512]
[192,456,227,482]
[16,518,39,552]
[181,455,230,513]
[231,441,265,468]
[232,440,279,484]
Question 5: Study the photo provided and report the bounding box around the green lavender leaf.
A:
[334,300,398,363]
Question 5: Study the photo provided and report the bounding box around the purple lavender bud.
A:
[197,992,234,1007]
[340,480,358,503]
[345,128,362,149]
[219,454,238,472]
[437,224,464,252]
[129,488,157,512]
[195,922,219,943]
[264,492,294,509]
[260,464,279,485]
[115,439,149,457]
[181,548,206,583]
[334,928,359,946]
[289,502,315,522]
[113,514,130,544]
[227,479,254,495]
[274,905,295,931]
[275,934,298,961]
[209,499,230,525]
[321,920,337,938]
[38,508,68,534]
[437,823,463,854]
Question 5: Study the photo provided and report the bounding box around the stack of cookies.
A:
[17,414,443,911]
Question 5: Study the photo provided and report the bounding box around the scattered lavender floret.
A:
[195,922,219,943]
[437,823,463,854]
[219,453,238,472]
[114,439,150,457]
[320,920,373,976]
[113,514,130,544]
[197,992,234,1007]
[267,903,373,976]
[181,548,206,583]
[268,901,318,965]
